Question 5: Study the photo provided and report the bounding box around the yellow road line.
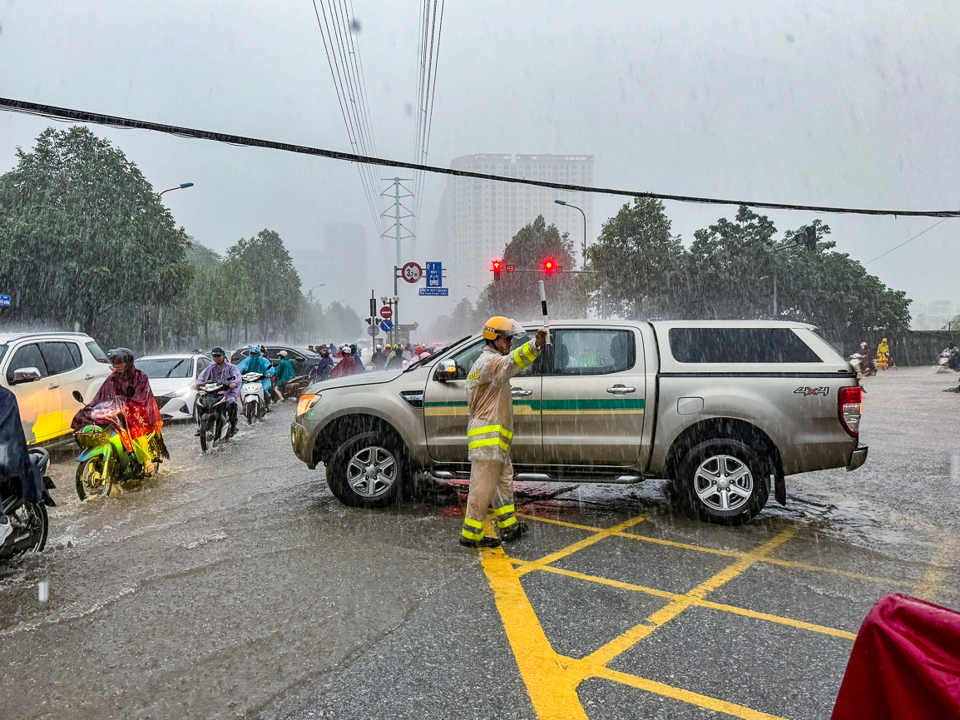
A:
[516,562,856,641]
[914,531,959,603]
[594,667,789,720]
[519,513,908,586]
[516,514,650,577]
[582,527,798,668]
[481,546,589,720]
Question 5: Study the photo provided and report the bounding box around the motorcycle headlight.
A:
[174,387,191,397]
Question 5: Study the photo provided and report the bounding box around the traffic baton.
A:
[538,280,552,345]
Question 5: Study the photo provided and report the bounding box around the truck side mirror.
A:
[434,359,458,382]
[12,367,41,384]
[72,390,85,404]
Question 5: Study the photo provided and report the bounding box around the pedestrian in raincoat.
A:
[238,347,277,407]
[71,347,164,475]
[274,350,296,401]
[460,317,547,548]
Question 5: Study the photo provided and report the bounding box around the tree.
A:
[323,301,363,340]
[227,229,302,338]
[0,126,192,336]
[586,198,685,319]
[481,215,583,320]
[432,298,480,341]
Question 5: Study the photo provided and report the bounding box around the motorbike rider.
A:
[237,347,276,409]
[460,317,548,548]
[0,385,43,545]
[274,350,295,401]
[71,347,163,475]
[193,347,241,436]
[943,342,960,371]
[328,345,361,379]
[310,347,335,383]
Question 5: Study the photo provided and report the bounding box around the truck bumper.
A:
[290,421,314,468]
[846,445,868,472]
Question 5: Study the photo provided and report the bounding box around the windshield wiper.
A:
[165,359,188,378]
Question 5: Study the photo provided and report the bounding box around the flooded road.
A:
[1,368,957,719]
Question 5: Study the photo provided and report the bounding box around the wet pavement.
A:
[1,367,958,720]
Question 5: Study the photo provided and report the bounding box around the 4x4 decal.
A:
[795,386,830,396]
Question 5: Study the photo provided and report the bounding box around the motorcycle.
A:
[240,372,266,424]
[1,447,56,559]
[936,348,960,373]
[72,393,167,501]
[849,353,877,377]
[196,381,232,452]
[280,374,310,400]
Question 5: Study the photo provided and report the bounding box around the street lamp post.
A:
[465,284,481,301]
[306,283,326,299]
[158,182,194,197]
[555,199,588,269]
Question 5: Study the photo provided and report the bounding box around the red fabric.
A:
[72,366,163,438]
[831,594,960,720]
[328,355,360,379]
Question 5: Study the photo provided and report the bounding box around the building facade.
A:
[442,154,594,298]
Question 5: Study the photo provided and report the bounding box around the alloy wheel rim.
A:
[346,445,398,498]
[693,454,753,512]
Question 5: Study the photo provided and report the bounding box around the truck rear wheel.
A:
[326,431,404,508]
[674,439,769,525]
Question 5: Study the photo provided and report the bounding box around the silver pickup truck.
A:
[290,320,867,524]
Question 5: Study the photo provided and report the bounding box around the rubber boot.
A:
[459,536,501,549]
[499,522,529,544]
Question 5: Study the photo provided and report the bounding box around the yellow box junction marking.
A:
[477,511,896,720]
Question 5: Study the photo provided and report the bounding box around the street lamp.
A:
[555,199,587,268]
[465,284,482,299]
[306,283,326,299]
[158,182,194,197]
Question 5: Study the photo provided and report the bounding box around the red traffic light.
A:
[492,259,503,281]
[542,258,558,274]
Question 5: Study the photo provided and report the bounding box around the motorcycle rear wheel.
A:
[76,458,106,502]
[0,502,48,558]
[245,401,255,425]
[199,418,213,453]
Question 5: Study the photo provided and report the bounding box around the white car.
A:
[137,354,212,421]
[0,331,112,445]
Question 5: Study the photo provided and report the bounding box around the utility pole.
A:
[381,178,414,347]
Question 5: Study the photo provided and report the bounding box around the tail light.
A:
[838,386,862,437]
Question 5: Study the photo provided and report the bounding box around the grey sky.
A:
[1,0,957,326]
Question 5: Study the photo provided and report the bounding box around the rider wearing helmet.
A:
[237,346,277,410]
[71,347,164,475]
[460,317,547,548]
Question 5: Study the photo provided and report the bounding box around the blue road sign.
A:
[426,261,443,288]
[380,319,394,332]
[419,288,449,297]
[0,294,10,307]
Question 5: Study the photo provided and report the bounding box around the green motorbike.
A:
[72,393,169,501]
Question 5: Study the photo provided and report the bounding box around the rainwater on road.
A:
[1,368,957,720]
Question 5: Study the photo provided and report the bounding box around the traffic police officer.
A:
[460,317,548,548]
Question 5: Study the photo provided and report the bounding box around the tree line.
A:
[434,199,911,351]
[0,127,362,351]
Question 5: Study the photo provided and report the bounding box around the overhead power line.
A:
[4,96,960,219]
[864,219,948,264]
[411,0,445,246]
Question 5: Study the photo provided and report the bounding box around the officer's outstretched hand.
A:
[535,329,549,348]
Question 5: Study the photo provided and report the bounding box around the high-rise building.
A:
[441,154,594,297]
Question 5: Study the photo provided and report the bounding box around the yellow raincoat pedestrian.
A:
[460,317,547,548]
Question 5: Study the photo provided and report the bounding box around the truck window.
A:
[669,328,822,363]
[85,341,109,363]
[39,342,82,376]
[450,337,538,379]
[551,330,635,375]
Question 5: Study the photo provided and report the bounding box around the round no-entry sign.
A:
[380,306,393,319]
[401,262,423,283]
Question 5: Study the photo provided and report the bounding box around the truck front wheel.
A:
[326,431,404,508]
[674,439,769,525]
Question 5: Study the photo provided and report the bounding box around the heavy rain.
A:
[0,2,959,719]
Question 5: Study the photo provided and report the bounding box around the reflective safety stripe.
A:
[467,424,513,440]
[513,348,532,370]
[522,343,536,363]
[463,517,484,529]
[494,504,516,516]
[497,515,518,529]
[461,526,485,541]
[468,437,511,452]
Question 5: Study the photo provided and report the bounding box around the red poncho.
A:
[72,366,162,438]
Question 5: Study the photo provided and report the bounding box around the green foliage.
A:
[227,229,302,337]
[585,198,685,319]
[481,215,585,320]
[0,127,193,339]
[432,298,480,341]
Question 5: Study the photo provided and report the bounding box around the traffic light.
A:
[542,257,558,274]
[492,259,503,281]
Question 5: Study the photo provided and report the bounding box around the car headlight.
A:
[297,393,320,417]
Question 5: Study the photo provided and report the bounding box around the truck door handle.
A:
[606,386,636,394]
[511,388,533,396]
[85,374,95,380]
[48,383,60,390]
